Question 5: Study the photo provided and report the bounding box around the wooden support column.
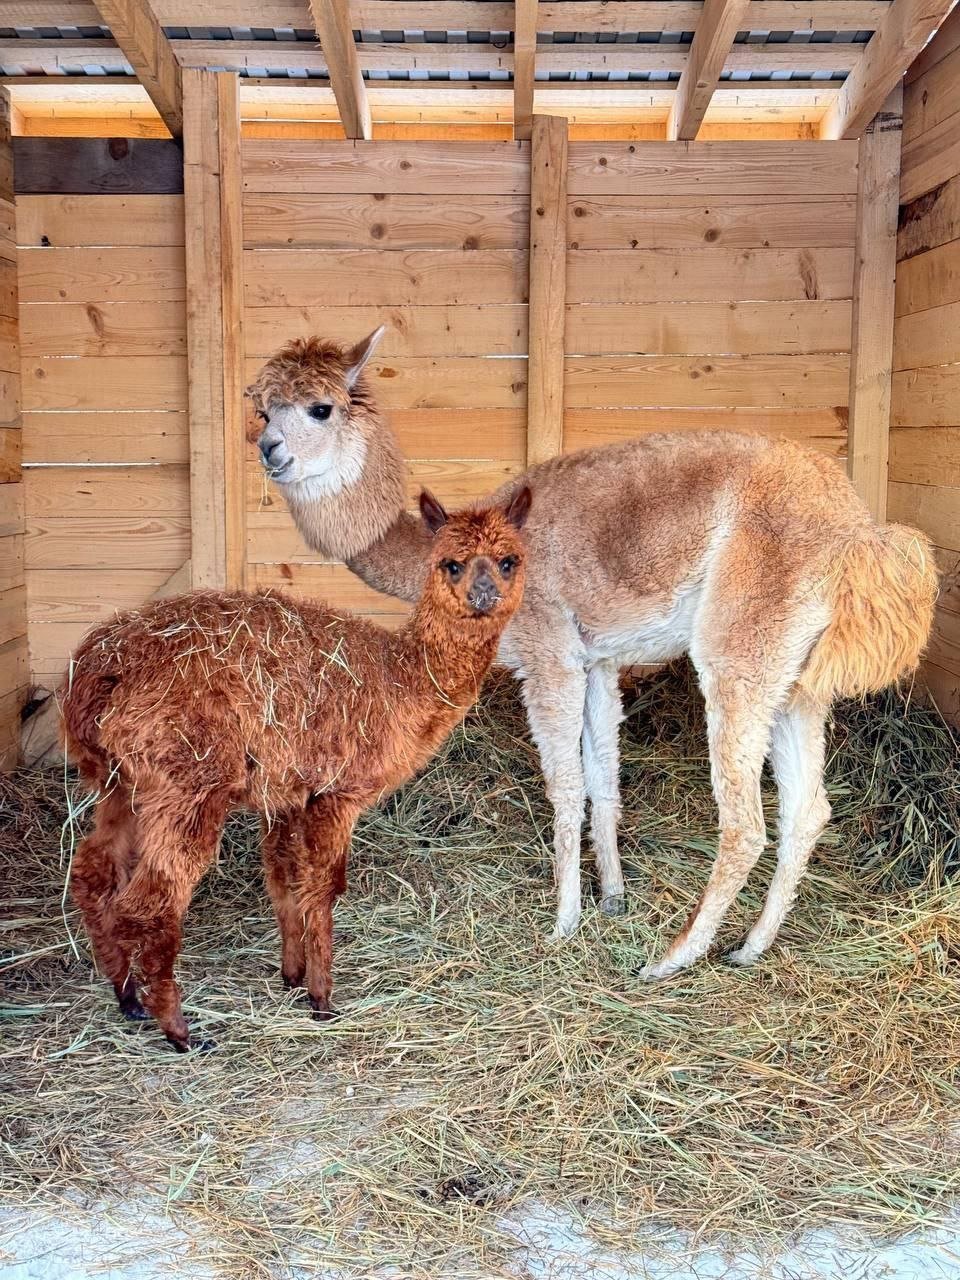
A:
[91,0,183,138]
[183,69,246,590]
[309,0,372,140]
[0,89,27,770]
[526,113,567,466]
[667,0,751,141]
[514,0,538,141]
[847,85,902,521]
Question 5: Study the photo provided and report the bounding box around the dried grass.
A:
[1,664,959,1278]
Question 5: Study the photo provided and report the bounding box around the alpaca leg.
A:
[521,662,588,941]
[70,784,147,1020]
[582,660,626,915]
[639,676,774,980]
[728,698,830,966]
[113,793,226,1051]
[261,812,306,989]
[295,797,357,1020]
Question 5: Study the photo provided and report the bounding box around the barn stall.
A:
[1,3,959,1277]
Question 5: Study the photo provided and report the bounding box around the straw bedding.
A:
[1,663,959,1277]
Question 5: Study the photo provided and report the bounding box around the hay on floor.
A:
[1,664,959,1278]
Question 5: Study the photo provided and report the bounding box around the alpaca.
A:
[248,330,939,980]
[61,487,530,1051]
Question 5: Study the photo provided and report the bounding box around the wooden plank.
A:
[889,427,960,486]
[15,194,184,247]
[667,0,752,141]
[0,483,24,538]
[846,86,901,521]
[887,480,960,550]
[903,32,960,144]
[27,567,174,622]
[565,301,852,355]
[0,428,21,484]
[17,246,185,303]
[241,140,529,195]
[820,0,957,139]
[0,533,24,594]
[900,106,960,204]
[513,0,538,142]
[527,115,567,466]
[91,0,182,137]
[20,301,186,357]
[243,305,528,358]
[244,249,526,307]
[21,356,188,411]
[22,411,188,464]
[25,515,191,569]
[567,248,855,303]
[24,465,189,517]
[0,368,21,429]
[566,142,860,196]
[13,138,183,195]
[308,0,371,140]
[895,237,960,316]
[925,607,960,674]
[891,362,960,427]
[566,195,857,250]
[893,300,960,371]
[0,585,26,647]
[253,562,411,619]
[897,173,960,261]
[564,354,850,408]
[563,407,849,454]
[242,193,528,250]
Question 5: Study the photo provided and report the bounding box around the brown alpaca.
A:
[249,330,939,980]
[62,488,530,1051]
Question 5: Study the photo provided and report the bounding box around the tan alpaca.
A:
[248,330,939,979]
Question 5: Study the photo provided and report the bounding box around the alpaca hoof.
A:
[547,915,580,943]
[168,1035,217,1053]
[282,968,305,990]
[122,999,150,1022]
[600,893,627,918]
[638,959,678,983]
[115,976,149,1021]
[726,946,760,968]
[309,997,340,1022]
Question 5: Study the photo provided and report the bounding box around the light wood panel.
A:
[16,195,185,246]
[563,407,849,454]
[897,173,960,262]
[22,410,188,464]
[21,356,187,410]
[27,567,174,621]
[893,300,960,371]
[889,428,960,486]
[891,364,960,427]
[900,103,960,205]
[527,115,568,465]
[17,246,185,302]
[19,300,186,356]
[243,357,528,409]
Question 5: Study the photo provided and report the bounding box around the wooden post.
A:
[183,70,246,590]
[0,89,27,770]
[526,113,567,466]
[847,85,902,522]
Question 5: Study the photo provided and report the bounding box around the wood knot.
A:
[704,227,720,243]
[370,223,385,240]
[107,138,129,161]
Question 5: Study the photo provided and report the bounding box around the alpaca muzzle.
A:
[466,573,501,614]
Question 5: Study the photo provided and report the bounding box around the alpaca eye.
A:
[499,556,518,575]
[308,403,332,422]
[257,410,269,424]
[442,560,464,580]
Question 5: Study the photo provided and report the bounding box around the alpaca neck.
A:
[404,600,502,709]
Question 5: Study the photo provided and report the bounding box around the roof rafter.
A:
[513,0,537,141]
[820,0,958,138]
[90,0,182,137]
[667,0,752,140]
[308,0,371,140]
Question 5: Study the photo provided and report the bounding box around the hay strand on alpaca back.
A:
[60,487,530,1052]
[248,330,939,980]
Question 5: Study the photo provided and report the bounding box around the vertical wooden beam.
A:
[0,89,27,770]
[820,0,956,139]
[526,113,567,467]
[667,0,751,141]
[309,0,372,141]
[183,69,246,591]
[514,0,538,142]
[847,85,902,522]
[91,0,183,138]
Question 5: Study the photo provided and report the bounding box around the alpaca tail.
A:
[797,522,939,705]
[59,657,120,788]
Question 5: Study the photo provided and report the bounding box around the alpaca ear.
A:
[344,325,386,388]
[504,486,532,531]
[419,489,449,535]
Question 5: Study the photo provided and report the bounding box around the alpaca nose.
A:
[258,435,284,468]
[467,572,500,613]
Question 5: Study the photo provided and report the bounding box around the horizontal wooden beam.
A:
[820,0,957,138]
[667,0,752,140]
[13,136,182,192]
[91,0,182,137]
[0,1,894,31]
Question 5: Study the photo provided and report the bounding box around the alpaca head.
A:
[418,487,532,631]
[247,328,386,496]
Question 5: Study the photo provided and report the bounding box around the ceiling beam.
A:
[820,0,958,138]
[513,0,537,141]
[308,0,371,140]
[667,0,752,139]
[90,0,182,137]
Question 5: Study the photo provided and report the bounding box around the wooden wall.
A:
[17,193,189,688]
[0,92,26,769]
[894,9,960,720]
[241,139,530,625]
